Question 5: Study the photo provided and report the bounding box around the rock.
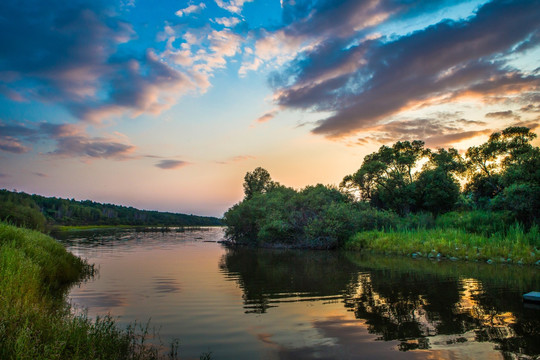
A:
[449,257,459,261]
[412,253,418,258]
[506,258,512,263]
[535,260,540,266]
[436,253,441,258]
[523,291,540,302]
[486,259,493,264]
[518,260,524,265]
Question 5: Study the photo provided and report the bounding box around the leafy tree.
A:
[495,126,537,167]
[225,171,362,249]
[415,148,465,215]
[492,143,540,224]
[342,140,427,214]
[465,140,503,200]
[465,126,539,215]
[243,167,277,200]
[415,169,460,215]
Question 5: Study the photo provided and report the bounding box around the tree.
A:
[465,126,539,210]
[342,140,427,214]
[415,148,465,215]
[243,167,277,200]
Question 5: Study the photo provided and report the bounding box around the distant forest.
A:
[0,189,222,230]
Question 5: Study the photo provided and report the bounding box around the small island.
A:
[224,126,539,265]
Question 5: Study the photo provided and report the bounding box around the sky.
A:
[0,0,539,217]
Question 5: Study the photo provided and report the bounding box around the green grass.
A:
[345,224,540,265]
[0,222,179,360]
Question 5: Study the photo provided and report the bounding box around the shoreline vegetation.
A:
[0,189,222,232]
[223,126,540,265]
[53,225,219,232]
[0,222,181,360]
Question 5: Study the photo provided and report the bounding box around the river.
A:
[57,227,540,359]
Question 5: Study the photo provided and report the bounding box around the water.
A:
[58,227,540,359]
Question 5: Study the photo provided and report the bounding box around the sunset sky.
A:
[1,0,539,216]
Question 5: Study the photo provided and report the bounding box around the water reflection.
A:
[220,247,540,359]
[61,229,539,359]
[220,248,359,313]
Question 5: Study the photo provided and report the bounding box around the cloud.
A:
[159,25,243,90]
[215,155,255,164]
[72,51,195,122]
[155,159,190,169]
[175,2,206,17]
[33,172,48,178]
[214,17,241,28]
[0,0,132,105]
[0,137,30,153]
[202,30,243,71]
[0,173,9,178]
[255,111,277,123]
[355,114,492,148]
[215,0,253,14]
[520,104,540,112]
[485,110,520,120]
[0,0,199,123]
[268,0,540,138]
[510,120,539,131]
[51,136,135,159]
[423,130,492,148]
[0,121,135,159]
[240,0,459,77]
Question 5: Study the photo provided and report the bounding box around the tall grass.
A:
[0,222,178,360]
[345,224,539,265]
[434,210,517,235]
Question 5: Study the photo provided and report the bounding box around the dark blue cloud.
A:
[0,121,134,159]
[279,0,470,39]
[272,0,540,137]
[0,0,193,122]
[0,0,131,102]
[155,160,189,169]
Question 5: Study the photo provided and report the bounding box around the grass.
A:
[0,222,180,360]
[345,224,540,265]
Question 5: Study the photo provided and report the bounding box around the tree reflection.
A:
[219,247,359,313]
[220,246,540,358]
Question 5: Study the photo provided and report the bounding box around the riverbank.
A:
[54,224,219,232]
[0,222,176,359]
[345,226,540,265]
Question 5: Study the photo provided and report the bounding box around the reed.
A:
[0,222,178,360]
[345,224,539,265]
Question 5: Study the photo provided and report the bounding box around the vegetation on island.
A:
[224,126,540,264]
[0,190,222,231]
[0,222,182,360]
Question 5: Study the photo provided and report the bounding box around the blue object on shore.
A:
[523,291,540,302]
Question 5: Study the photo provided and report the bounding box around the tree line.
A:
[0,190,222,231]
[224,126,539,248]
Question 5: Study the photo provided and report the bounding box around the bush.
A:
[224,184,360,249]
[0,202,46,231]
